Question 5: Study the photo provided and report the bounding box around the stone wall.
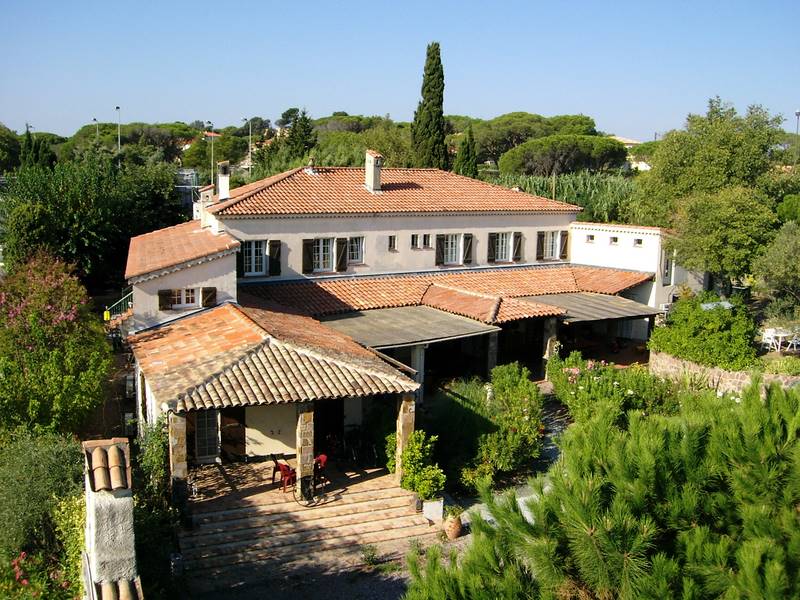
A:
[649,351,800,394]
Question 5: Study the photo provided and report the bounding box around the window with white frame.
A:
[544,231,559,259]
[444,233,461,265]
[586,234,595,243]
[411,234,420,249]
[610,236,619,245]
[169,288,198,309]
[313,238,334,272]
[495,232,512,262]
[388,235,397,251]
[633,238,643,247]
[348,236,364,264]
[242,240,266,275]
[423,234,431,248]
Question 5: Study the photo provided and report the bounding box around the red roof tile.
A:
[208,167,581,216]
[420,284,562,324]
[125,220,239,280]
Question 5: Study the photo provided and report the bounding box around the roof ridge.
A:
[210,167,305,213]
[428,282,498,300]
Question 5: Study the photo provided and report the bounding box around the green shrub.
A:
[0,429,82,559]
[763,356,800,376]
[385,432,396,473]
[777,193,800,223]
[135,418,170,509]
[648,293,757,370]
[400,431,446,500]
[0,551,74,599]
[51,495,84,597]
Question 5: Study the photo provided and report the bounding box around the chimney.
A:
[217,160,230,201]
[365,150,383,193]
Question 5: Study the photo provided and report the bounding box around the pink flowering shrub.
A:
[0,551,75,599]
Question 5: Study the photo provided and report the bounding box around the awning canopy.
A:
[520,292,659,324]
[321,305,500,349]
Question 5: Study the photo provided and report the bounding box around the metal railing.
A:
[104,287,133,322]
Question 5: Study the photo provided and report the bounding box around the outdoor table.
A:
[774,328,793,351]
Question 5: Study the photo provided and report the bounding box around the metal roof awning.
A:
[520,292,660,324]
[321,305,500,349]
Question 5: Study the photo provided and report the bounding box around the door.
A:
[195,409,220,463]
[220,407,246,461]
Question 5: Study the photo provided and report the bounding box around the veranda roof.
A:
[523,292,660,324]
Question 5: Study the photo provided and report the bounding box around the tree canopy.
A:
[411,42,448,169]
[0,122,20,173]
[451,127,478,178]
[498,134,627,176]
[753,221,800,317]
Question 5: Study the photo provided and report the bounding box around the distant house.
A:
[609,135,652,171]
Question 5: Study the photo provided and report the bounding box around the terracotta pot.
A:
[443,516,462,540]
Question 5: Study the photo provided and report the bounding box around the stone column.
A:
[394,394,416,484]
[167,411,187,482]
[486,332,499,376]
[410,344,426,403]
[296,403,315,500]
[542,317,559,380]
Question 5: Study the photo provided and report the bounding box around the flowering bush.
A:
[548,351,679,426]
[0,551,75,599]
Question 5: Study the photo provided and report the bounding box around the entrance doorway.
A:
[195,409,220,463]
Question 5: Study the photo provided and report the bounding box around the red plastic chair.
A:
[277,462,296,493]
[314,454,329,490]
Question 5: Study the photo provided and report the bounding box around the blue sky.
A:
[1,0,799,140]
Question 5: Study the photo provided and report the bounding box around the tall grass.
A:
[488,171,636,223]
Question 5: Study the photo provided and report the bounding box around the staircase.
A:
[179,478,439,575]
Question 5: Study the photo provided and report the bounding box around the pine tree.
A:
[411,42,448,169]
[19,128,56,168]
[285,109,317,160]
[452,126,478,178]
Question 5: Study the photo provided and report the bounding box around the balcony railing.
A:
[104,287,133,322]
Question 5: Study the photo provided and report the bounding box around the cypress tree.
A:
[411,42,448,169]
[452,126,478,178]
[285,109,317,160]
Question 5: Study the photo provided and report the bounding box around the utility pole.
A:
[92,118,99,138]
[115,106,121,165]
[205,121,214,185]
[795,110,800,167]
[242,117,252,177]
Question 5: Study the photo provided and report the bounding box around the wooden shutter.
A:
[513,232,523,262]
[158,290,172,310]
[487,233,497,264]
[236,247,244,277]
[302,239,314,274]
[336,238,348,272]
[463,233,473,265]
[268,240,281,276]
[201,287,217,307]
[435,234,445,266]
[536,232,545,261]
[559,231,569,260]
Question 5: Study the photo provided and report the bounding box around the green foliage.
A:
[0,252,110,432]
[181,133,248,175]
[754,221,800,311]
[360,544,379,566]
[1,152,184,288]
[627,97,784,227]
[135,419,171,508]
[285,109,318,159]
[491,171,635,222]
[411,42,448,169]
[385,432,397,473]
[669,186,777,283]
[547,351,679,426]
[0,551,75,599]
[407,382,800,599]
[628,139,660,161]
[276,107,300,128]
[400,431,446,500]
[19,129,56,169]
[762,356,800,376]
[649,293,758,370]
[498,134,627,176]
[777,193,800,223]
[451,127,478,178]
[445,114,483,134]
[51,495,84,597]
[0,122,20,173]
[0,430,83,560]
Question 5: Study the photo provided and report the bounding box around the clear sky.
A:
[1,0,799,141]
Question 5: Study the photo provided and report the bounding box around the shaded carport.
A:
[519,292,661,365]
[321,305,501,396]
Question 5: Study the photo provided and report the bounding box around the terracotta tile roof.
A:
[242,265,652,323]
[208,167,581,216]
[82,438,132,492]
[571,221,666,233]
[125,220,240,280]
[129,303,417,412]
[96,578,143,600]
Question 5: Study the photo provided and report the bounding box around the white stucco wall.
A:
[245,404,297,457]
[130,253,237,330]
[218,212,578,281]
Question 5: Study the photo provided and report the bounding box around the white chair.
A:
[762,328,779,352]
[785,334,800,352]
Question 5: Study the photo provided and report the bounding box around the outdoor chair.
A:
[269,454,282,484]
[277,462,296,493]
[314,454,329,490]
[762,328,779,352]
[786,335,800,352]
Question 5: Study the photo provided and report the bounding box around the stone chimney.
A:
[365,150,383,193]
[81,438,143,600]
[217,160,230,201]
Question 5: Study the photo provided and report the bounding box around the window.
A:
[388,235,397,252]
[347,236,364,264]
[633,238,643,247]
[242,240,266,275]
[422,234,431,248]
[411,234,420,249]
[313,238,334,272]
[168,288,198,309]
[662,250,673,285]
[610,236,619,245]
[544,231,559,259]
[443,233,461,265]
[586,234,595,243]
[495,232,512,262]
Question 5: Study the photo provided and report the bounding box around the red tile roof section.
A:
[420,284,562,324]
[208,167,581,216]
[125,220,239,280]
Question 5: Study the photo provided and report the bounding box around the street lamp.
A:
[242,117,252,177]
[205,121,214,184]
[92,117,99,138]
[115,106,121,165]
[795,109,800,167]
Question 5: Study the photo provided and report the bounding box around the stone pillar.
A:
[410,344,426,403]
[167,411,187,482]
[542,317,559,380]
[296,403,315,500]
[486,332,499,376]
[394,394,416,484]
